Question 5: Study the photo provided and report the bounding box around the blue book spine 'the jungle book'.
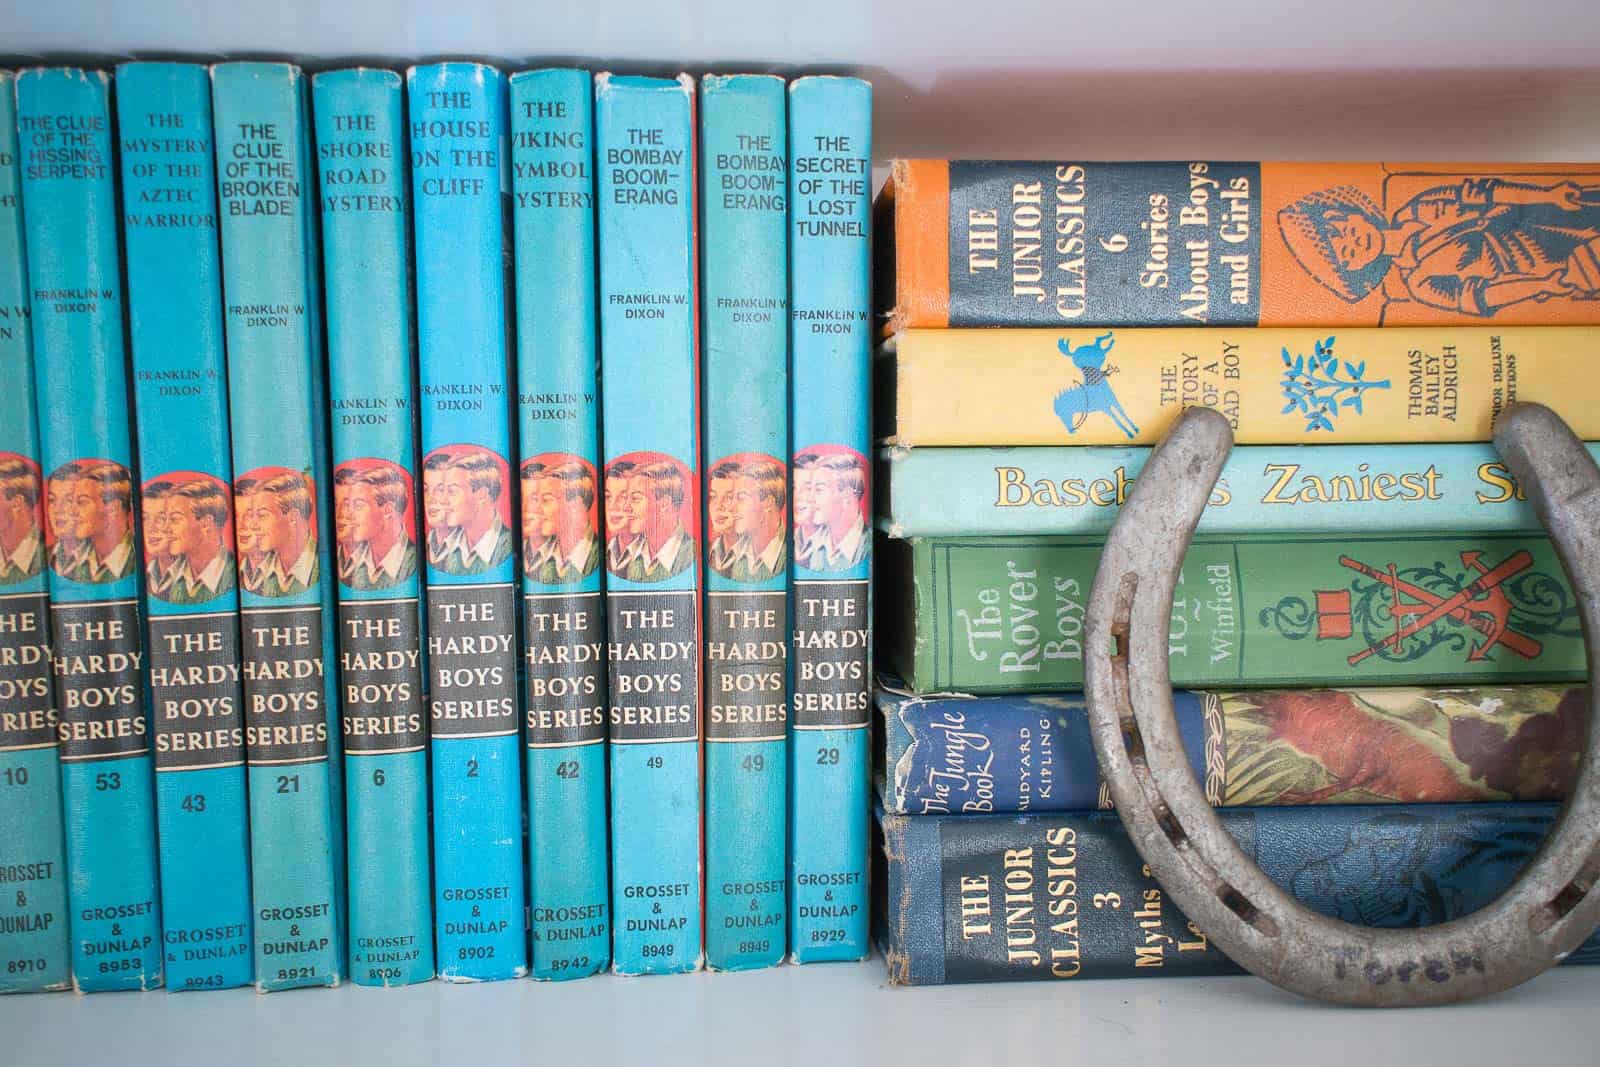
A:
[876,803,1600,985]
[595,72,704,975]
[312,67,434,988]
[699,73,789,972]
[787,75,873,963]
[509,67,610,981]
[212,60,345,991]
[16,66,164,992]
[407,61,527,982]
[116,60,254,992]
[0,69,72,995]
[878,441,1600,539]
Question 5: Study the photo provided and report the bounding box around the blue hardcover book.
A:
[0,69,71,994]
[700,74,788,972]
[313,67,434,987]
[407,62,527,982]
[508,68,609,981]
[116,61,254,992]
[879,442,1600,538]
[16,67,164,992]
[876,803,1600,985]
[595,73,703,975]
[787,75,872,963]
[212,61,345,991]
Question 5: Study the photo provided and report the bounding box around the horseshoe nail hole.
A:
[1219,885,1280,938]
[1534,847,1600,933]
[1153,802,1186,848]
[1121,711,1145,759]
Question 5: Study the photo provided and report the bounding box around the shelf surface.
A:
[8,956,1600,1066]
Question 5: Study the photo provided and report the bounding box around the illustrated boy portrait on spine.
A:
[234,466,319,598]
[603,451,697,584]
[0,454,45,585]
[333,458,419,591]
[421,444,513,577]
[45,458,136,584]
[707,452,787,582]
[141,471,236,604]
[520,453,601,585]
[792,445,869,573]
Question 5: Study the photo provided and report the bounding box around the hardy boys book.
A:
[700,73,789,971]
[595,73,703,974]
[213,61,345,990]
[117,60,253,991]
[0,69,71,994]
[788,76,872,963]
[878,161,1600,331]
[313,67,433,987]
[408,62,527,981]
[876,803,1600,985]
[509,68,609,981]
[16,66,163,992]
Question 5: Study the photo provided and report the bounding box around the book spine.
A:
[878,684,1581,816]
[595,73,703,975]
[508,68,609,981]
[312,67,433,987]
[788,76,872,963]
[212,61,344,991]
[882,160,1600,330]
[0,69,71,995]
[881,441,1600,539]
[889,325,1600,447]
[15,66,163,992]
[877,802,1600,985]
[700,73,788,972]
[116,61,253,992]
[407,62,527,982]
[890,531,1588,693]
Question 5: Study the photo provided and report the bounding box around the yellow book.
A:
[886,326,1600,446]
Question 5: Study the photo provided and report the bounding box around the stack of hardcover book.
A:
[870,159,1600,984]
[0,61,874,994]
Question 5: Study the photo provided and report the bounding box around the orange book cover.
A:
[879,159,1600,332]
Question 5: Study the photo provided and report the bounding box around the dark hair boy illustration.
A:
[0,458,44,585]
[604,458,640,579]
[707,458,743,578]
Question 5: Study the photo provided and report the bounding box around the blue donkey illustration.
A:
[1053,332,1140,440]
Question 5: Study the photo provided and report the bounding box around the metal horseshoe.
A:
[1083,402,1600,1007]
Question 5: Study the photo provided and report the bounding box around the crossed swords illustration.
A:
[1336,550,1541,666]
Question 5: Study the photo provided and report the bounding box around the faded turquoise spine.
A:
[595,73,703,975]
[408,62,527,982]
[117,60,253,992]
[509,68,609,981]
[881,442,1600,538]
[0,68,71,994]
[700,74,788,972]
[17,66,164,991]
[313,67,433,987]
[213,61,344,991]
[787,76,872,963]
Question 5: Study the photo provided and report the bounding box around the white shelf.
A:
[7,956,1600,1066]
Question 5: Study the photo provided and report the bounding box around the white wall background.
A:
[6,0,1600,161]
